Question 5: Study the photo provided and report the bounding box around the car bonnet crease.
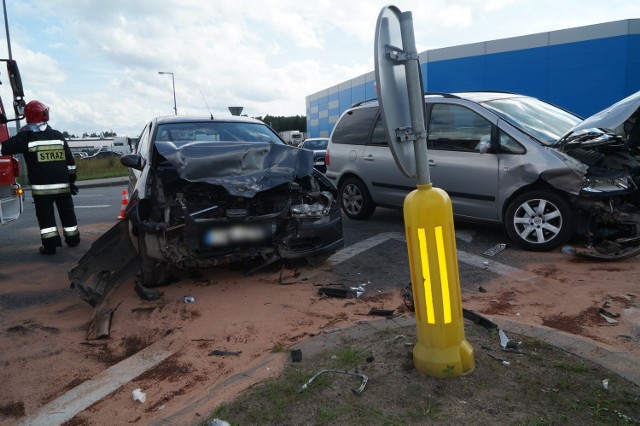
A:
[154,141,315,197]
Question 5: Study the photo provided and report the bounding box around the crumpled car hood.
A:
[562,90,640,138]
[154,141,314,197]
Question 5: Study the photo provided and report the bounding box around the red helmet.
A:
[25,100,50,124]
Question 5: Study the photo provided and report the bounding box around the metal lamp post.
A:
[158,71,177,115]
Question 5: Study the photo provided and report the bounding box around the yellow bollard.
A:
[404,183,474,378]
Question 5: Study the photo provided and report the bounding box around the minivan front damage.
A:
[549,91,640,259]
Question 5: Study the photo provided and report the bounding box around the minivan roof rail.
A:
[350,98,379,108]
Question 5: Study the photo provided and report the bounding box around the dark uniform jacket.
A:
[1,124,76,195]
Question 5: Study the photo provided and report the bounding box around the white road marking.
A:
[20,342,172,426]
[328,231,532,278]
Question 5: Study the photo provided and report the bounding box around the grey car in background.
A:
[326,91,640,259]
[299,137,329,173]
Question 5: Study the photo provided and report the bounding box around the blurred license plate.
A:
[203,224,273,247]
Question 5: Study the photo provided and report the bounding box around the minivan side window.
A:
[370,115,388,146]
[498,129,526,154]
[428,104,492,153]
[332,106,379,146]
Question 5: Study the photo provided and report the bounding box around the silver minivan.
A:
[326,91,640,258]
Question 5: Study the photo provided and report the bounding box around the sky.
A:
[0,0,639,138]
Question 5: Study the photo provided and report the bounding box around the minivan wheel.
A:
[339,177,375,220]
[505,190,573,251]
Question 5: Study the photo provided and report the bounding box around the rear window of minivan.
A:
[331,107,379,146]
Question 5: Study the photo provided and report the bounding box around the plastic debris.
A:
[207,419,231,426]
[209,349,241,356]
[368,308,395,317]
[603,378,609,390]
[132,388,146,403]
[561,245,576,254]
[483,243,506,256]
[299,369,368,395]
[349,282,368,297]
[498,329,521,352]
[291,349,302,362]
[183,296,195,303]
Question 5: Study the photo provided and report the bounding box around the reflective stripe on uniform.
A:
[68,165,77,171]
[27,140,65,149]
[41,227,59,238]
[32,183,71,196]
[63,226,79,236]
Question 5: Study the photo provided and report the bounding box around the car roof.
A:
[348,91,530,110]
[152,115,265,125]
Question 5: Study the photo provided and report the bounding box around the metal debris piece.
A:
[318,287,351,298]
[209,349,241,356]
[599,308,620,318]
[599,314,619,325]
[483,243,507,257]
[299,369,368,395]
[349,282,368,297]
[368,308,395,317]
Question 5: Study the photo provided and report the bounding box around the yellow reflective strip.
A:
[434,226,452,324]
[418,228,436,324]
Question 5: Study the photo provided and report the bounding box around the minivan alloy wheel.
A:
[339,177,375,220]
[505,190,573,251]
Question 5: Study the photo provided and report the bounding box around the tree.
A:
[255,115,306,133]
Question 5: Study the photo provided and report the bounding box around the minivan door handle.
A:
[428,159,436,167]
[363,155,375,161]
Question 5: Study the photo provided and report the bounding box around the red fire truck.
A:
[0,59,25,225]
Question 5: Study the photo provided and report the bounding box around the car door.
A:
[426,103,499,220]
[361,113,416,208]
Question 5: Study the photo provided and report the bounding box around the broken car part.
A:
[298,369,368,395]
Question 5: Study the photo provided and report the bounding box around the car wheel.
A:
[339,177,375,220]
[505,190,573,251]
[305,253,330,267]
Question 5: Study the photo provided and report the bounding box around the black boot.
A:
[39,246,56,255]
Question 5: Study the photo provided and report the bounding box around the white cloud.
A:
[0,0,637,136]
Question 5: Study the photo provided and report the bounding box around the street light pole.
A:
[158,71,177,115]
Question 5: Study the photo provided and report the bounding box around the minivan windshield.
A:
[481,97,582,146]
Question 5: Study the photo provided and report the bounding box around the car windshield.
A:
[481,97,582,146]
[155,122,282,144]
[301,139,328,150]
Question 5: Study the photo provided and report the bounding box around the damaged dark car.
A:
[70,116,344,311]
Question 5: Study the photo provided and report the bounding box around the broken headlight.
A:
[290,191,334,218]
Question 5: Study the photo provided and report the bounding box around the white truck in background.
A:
[279,130,304,146]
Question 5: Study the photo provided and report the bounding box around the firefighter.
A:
[0,100,80,254]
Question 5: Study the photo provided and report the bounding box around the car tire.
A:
[339,177,375,220]
[505,190,573,251]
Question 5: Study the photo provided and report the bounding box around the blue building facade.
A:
[306,19,640,138]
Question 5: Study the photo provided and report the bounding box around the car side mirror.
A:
[477,140,493,154]
[120,154,143,171]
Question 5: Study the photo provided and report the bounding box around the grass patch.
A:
[76,157,128,180]
[204,323,640,426]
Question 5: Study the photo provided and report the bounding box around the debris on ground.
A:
[368,308,395,317]
[291,349,302,362]
[208,350,241,356]
[299,369,368,395]
[483,243,507,257]
[132,388,146,403]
